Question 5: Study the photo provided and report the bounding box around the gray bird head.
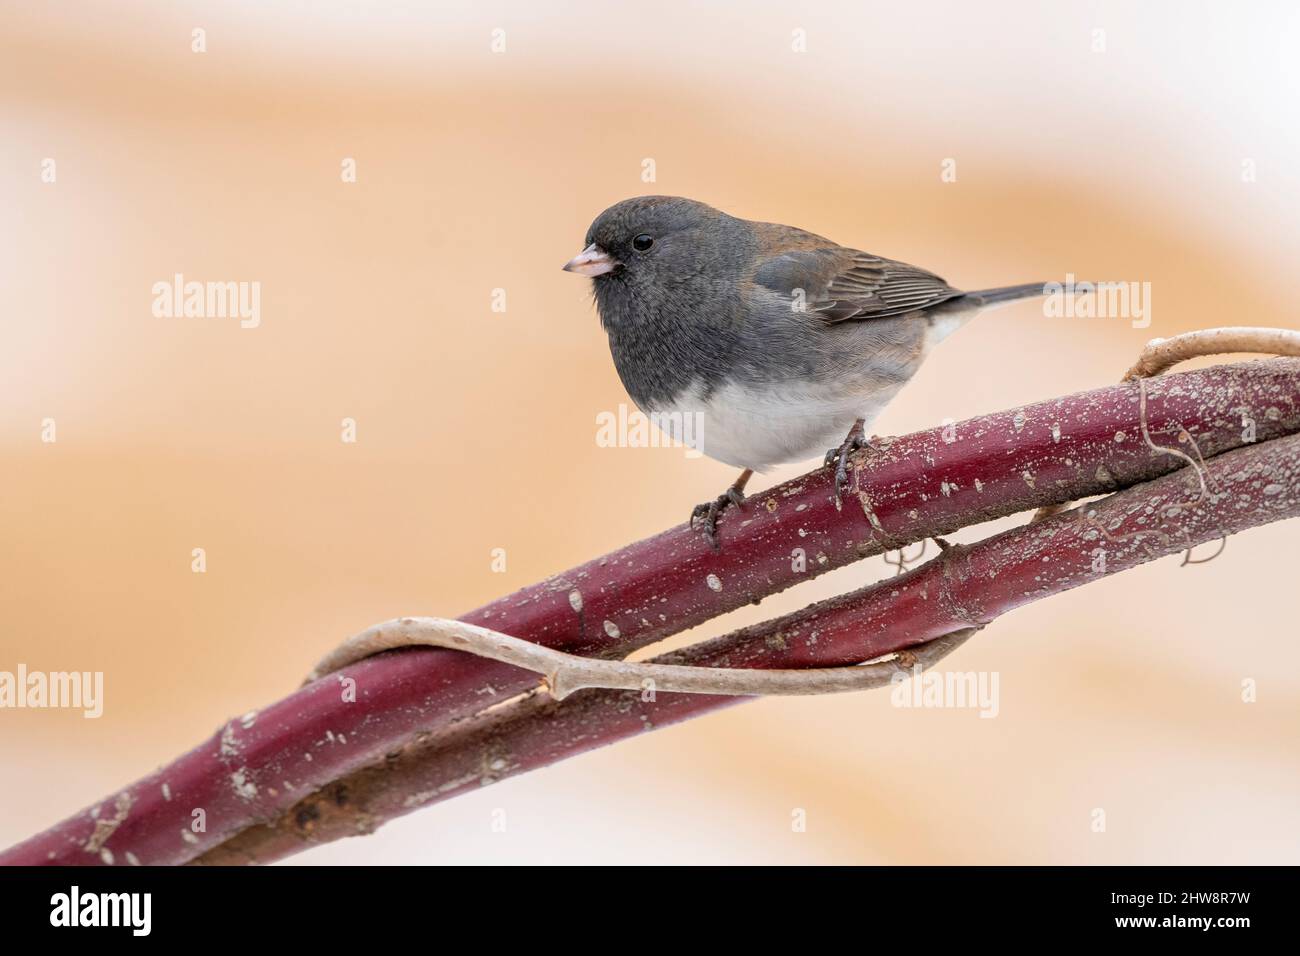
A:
[563,196,754,329]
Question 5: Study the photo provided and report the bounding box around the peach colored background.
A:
[2,2,1298,864]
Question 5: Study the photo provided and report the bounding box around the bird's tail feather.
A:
[962,282,1050,307]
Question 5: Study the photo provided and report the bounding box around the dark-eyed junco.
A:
[564,195,1050,548]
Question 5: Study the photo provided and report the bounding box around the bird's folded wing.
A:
[753,246,965,323]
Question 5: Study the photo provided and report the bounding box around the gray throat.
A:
[594,275,742,410]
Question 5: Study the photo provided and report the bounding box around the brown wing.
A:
[814,251,964,322]
[751,234,965,323]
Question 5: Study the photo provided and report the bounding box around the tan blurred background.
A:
[2,1,1298,864]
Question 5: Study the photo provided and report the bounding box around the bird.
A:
[563,195,1051,548]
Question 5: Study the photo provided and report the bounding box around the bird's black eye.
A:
[632,234,654,252]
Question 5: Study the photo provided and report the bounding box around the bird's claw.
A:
[689,487,746,550]
[825,432,874,507]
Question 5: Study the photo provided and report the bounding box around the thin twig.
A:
[1122,326,1300,380]
[1181,537,1227,566]
[1134,378,1216,506]
[1032,325,1298,524]
[883,540,928,575]
[307,617,978,701]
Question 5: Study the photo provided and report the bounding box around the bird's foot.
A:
[824,424,877,508]
[689,485,746,551]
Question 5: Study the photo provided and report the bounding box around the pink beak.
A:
[562,243,618,277]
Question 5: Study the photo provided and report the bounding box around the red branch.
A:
[198,427,1300,863]
[4,359,1299,866]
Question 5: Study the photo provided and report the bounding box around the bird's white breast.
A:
[647,379,902,472]
[640,307,979,471]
